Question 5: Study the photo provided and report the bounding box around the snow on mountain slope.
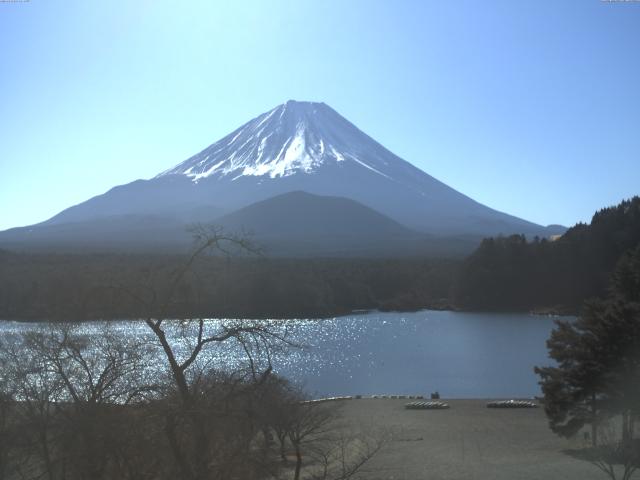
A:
[157,100,393,181]
[151,100,550,235]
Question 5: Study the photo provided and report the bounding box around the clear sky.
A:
[1,0,639,231]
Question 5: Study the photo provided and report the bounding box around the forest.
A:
[455,197,640,313]
[0,197,638,321]
[0,250,456,321]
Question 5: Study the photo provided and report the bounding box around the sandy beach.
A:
[339,398,609,480]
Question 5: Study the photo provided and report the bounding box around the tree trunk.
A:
[40,425,55,480]
[294,443,302,480]
[190,409,211,480]
[164,412,194,480]
[591,393,598,447]
[622,410,630,445]
[280,441,287,463]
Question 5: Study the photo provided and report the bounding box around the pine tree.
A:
[535,245,640,447]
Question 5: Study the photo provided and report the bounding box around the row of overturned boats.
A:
[405,399,539,410]
[300,396,539,410]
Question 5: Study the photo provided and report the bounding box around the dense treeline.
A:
[454,197,640,313]
[0,251,457,321]
[2,197,639,320]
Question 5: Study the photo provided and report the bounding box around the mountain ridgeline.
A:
[0,100,563,256]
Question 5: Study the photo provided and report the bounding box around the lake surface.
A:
[279,310,562,398]
[0,310,564,398]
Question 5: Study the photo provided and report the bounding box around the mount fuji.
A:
[0,100,564,255]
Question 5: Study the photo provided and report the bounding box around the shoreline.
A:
[0,305,576,324]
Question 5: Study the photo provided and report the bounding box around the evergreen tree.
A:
[535,246,640,447]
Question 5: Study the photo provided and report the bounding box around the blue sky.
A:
[1,0,639,230]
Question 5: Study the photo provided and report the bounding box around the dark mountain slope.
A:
[215,191,477,257]
[0,214,192,253]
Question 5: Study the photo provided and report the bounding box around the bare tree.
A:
[309,428,387,480]
[265,383,387,480]
[1,332,65,480]
[0,350,18,480]
[289,403,387,480]
[113,226,296,480]
[0,324,154,480]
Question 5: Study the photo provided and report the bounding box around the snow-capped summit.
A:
[5,100,564,252]
[157,100,393,181]
[147,100,551,237]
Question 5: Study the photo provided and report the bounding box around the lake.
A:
[0,310,563,398]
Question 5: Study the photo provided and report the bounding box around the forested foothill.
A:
[0,197,639,321]
[455,197,640,314]
[0,250,456,321]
